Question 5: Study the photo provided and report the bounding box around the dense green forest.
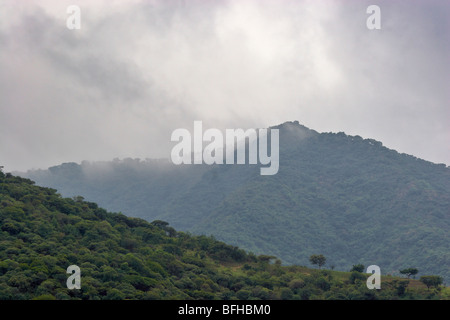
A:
[0,171,447,300]
[20,121,450,283]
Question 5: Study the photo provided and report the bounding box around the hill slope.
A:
[19,121,450,283]
[3,171,444,300]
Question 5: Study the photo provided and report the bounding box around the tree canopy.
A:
[1,171,446,300]
[309,255,326,269]
[400,268,419,279]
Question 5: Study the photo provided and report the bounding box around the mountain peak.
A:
[17,121,450,283]
[272,120,313,131]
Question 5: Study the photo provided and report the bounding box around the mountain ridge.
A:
[2,171,446,300]
[17,121,450,283]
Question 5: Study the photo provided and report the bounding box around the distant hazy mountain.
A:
[19,121,450,282]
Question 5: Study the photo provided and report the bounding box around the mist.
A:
[1,0,448,172]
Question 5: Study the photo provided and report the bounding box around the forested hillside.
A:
[19,121,450,283]
[0,171,446,300]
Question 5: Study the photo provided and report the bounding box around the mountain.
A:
[3,171,444,300]
[18,121,450,283]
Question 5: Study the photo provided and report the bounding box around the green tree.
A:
[309,254,326,269]
[73,196,85,203]
[106,288,126,300]
[350,264,365,273]
[420,276,443,290]
[399,268,418,279]
[394,280,409,296]
[236,289,251,300]
[280,288,294,300]
[349,271,366,284]
[32,294,56,300]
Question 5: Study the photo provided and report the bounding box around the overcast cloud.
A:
[0,0,449,172]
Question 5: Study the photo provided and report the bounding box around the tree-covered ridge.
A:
[0,172,247,299]
[20,122,450,283]
[0,171,447,300]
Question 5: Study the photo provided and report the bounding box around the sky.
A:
[0,0,449,172]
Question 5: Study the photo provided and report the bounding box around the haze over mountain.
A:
[2,1,449,173]
[18,121,450,283]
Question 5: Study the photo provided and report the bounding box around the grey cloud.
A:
[0,0,448,172]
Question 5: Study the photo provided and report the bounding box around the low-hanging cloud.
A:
[0,0,448,172]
